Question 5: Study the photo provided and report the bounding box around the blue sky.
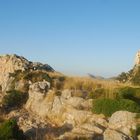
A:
[0,0,140,77]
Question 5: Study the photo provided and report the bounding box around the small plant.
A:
[89,88,106,99]
[92,98,140,117]
[0,119,26,140]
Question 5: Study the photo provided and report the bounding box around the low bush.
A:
[23,71,51,83]
[2,90,28,111]
[116,72,128,83]
[0,119,26,140]
[92,98,140,117]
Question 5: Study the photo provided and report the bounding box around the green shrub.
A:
[92,98,140,117]
[136,124,140,136]
[0,119,26,140]
[116,87,140,105]
[23,71,51,83]
[2,90,28,110]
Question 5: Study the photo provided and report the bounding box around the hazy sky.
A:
[0,0,140,77]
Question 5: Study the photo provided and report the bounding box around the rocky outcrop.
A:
[25,81,107,139]
[0,54,54,92]
[25,82,140,139]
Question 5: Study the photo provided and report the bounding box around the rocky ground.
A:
[4,80,140,140]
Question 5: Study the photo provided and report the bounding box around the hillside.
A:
[0,54,140,140]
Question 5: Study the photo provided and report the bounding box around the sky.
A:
[0,0,140,77]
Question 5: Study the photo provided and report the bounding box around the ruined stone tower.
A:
[135,51,140,66]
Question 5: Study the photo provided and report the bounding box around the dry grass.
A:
[63,76,122,90]
[63,76,130,99]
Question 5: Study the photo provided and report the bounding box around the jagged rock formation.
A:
[135,51,140,66]
[0,54,54,92]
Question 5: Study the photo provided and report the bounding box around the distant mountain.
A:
[88,73,105,80]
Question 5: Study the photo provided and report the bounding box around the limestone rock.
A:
[25,81,52,118]
[109,111,137,137]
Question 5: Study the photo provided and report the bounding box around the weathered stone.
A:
[109,111,137,137]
